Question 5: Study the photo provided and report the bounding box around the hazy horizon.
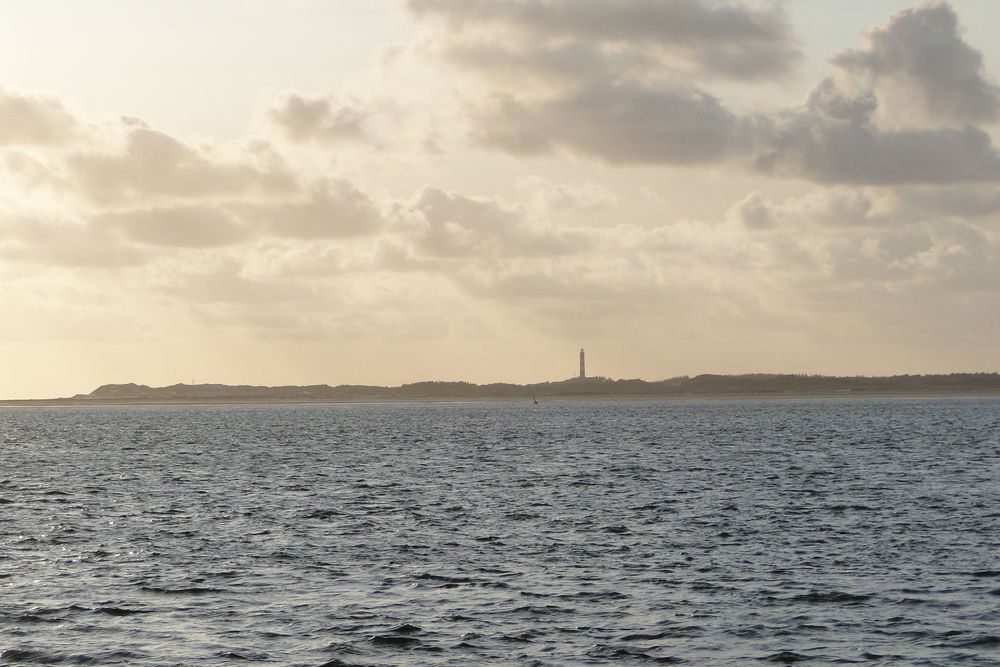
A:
[16,363,1000,402]
[4,0,1000,399]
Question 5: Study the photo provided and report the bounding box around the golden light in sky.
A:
[2,0,1000,398]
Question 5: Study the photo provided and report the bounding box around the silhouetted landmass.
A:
[5,373,1000,405]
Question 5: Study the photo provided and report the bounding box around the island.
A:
[3,373,1000,405]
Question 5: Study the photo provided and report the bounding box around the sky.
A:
[3,0,1000,398]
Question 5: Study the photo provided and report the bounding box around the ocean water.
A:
[0,397,998,666]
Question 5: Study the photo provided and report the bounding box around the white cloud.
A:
[0,87,77,146]
[267,93,381,146]
[516,176,618,212]
[405,186,587,258]
[67,125,296,204]
[98,205,250,248]
[237,180,384,239]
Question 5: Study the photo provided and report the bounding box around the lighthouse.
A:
[579,348,586,379]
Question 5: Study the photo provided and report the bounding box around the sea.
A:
[0,397,998,666]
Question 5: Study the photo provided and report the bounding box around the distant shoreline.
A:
[4,387,1000,407]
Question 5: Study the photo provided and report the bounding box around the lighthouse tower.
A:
[579,348,586,379]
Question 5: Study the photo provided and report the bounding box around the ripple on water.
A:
[0,397,997,664]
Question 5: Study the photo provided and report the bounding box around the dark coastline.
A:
[4,373,1000,406]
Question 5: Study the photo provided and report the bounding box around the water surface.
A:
[1,398,998,665]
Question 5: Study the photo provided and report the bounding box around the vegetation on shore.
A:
[61,373,1000,402]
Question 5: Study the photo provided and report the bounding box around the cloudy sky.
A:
[3,0,1000,398]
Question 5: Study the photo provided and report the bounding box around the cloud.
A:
[7,7,1000,368]
[408,0,801,81]
[238,180,384,239]
[405,186,586,257]
[402,0,798,169]
[0,213,144,268]
[267,93,380,146]
[443,223,782,340]
[757,76,1000,184]
[728,191,776,230]
[0,108,397,266]
[166,260,308,305]
[818,219,999,292]
[2,150,63,190]
[0,117,390,265]
[0,87,77,146]
[516,176,618,212]
[67,126,296,203]
[881,184,1000,219]
[832,1,1000,125]
[721,182,1000,239]
[98,205,250,248]
[405,0,1000,186]
[432,39,654,90]
[473,62,1000,184]
[165,257,466,343]
[473,81,752,165]
[767,189,878,228]
[756,2,1000,184]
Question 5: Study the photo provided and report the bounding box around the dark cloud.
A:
[766,123,1000,186]
[267,94,378,145]
[409,0,801,80]
[758,77,1000,184]
[729,192,775,230]
[832,1,1000,124]
[474,81,751,165]
[0,87,76,146]
[804,76,877,125]
[469,71,1000,183]
[408,0,1000,186]
[406,0,792,170]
